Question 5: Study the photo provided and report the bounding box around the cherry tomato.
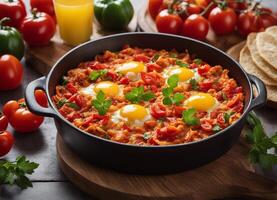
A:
[3,100,44,133]
[199,80,213,92]
[227,0,248,12]
[0,0,26,28]
[237,11,263,36]
[181,4,203,20]
[150,103,167,119]
[209,7,237,35]
[20,10,56,46]
[195,0,211,7]
[0,55,23,91]
[259,9,277,29]
[146,63,163,72]
[0,113,8,131]
[148,0,167,20]
[35,89,48,108]
[0,131,14,157]
[156,9,183,35]
[30,0,55,17]
[182,14,209,40]
[157,126,179,140]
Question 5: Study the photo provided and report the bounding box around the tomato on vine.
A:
[156,9,183,34]
[182,14,209,40]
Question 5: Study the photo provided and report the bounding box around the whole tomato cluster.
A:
[149,0,277,40]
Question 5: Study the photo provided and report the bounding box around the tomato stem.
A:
[199,1,215,16]
[19,102,27,108]
[31,8,39,19]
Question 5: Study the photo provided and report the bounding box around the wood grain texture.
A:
[56,134,277,200]
[137,3,243,52]
[25,15,138,75]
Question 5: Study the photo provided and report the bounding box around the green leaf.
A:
[15,175,33,189]
[270,133,277,145]
[194,58,202,65]
[67,102,80,110]
[249,148,259,164]
[0,166,8,183]
[142,92,155,101]
[189,79,198,90]
[162,87,173,97]
[169,52,177,58]
[224,111,235,123]
[125,87,154,103]
[172,93,184,105]
[167,74,179,88]
[97,90,105,102]
[259,153,277,170]
[89,69,107,81]
[176,60,188,67]
[92,91,112,116]
[143,132,152,140]
[57,99,67,108]
[151,54,160,62]
[213,125,222,133]
[182,108,200,126]
[163,96,173,105]
[17,159,39,175]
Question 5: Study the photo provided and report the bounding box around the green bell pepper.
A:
[94,0,134,31]
[0,18,25,60]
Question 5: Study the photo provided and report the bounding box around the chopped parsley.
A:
[182,108,200,126]
[151,54,160,62]
[57,99,79,110]
[224,111,235,123]
[89,69,107,81]
[189,78,198,90]
[125,86,155,103]
[176,60,188,67]
[213,125,222,133]
[92,91,112,115]
[194,58,202,65]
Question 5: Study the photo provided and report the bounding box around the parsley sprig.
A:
[0,156,39,189]
[189,79,198,90]
[125,86,155,103]
[57,99,80,110]
[246,112,277,170]
[92,91,112,115]
[162,75,185,105]
[89,69,107,81]
[182,108,200,126]
[176,60,188,68]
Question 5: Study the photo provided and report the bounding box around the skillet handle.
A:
[24,76,57,118]
[248,74,267,111]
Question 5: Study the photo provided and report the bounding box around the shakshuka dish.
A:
[52,46,244,145]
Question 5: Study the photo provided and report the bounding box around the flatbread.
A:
[265,26,277,37]
[226,41,246,62]
[239,46,277,86]
[256,32,277,69]
[247,33,277,80]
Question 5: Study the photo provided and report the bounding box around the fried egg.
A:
[184,92,219,112]
[162,66,201,83]
[80,81,123,98]
[111,104,152,126]
[116,61,145,74]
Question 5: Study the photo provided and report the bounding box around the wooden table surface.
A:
[0,1,276,200]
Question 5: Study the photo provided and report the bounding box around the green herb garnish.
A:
[151,54,160,62]
[162,75,184,105]
[176,60,188,67]
[0,156,39,189]
[169,52,177,58]
[57,99,79,110]
[61,76,69,86]
[182,108,200,126]
[194,58,202,65]
[92,90,112,115]
[89,69,107,81]
[224,111,235,123]
[213,125,222,133]
[246,112,277,170]
[189,78,198,90]
[125,86,155,103]
[143,132,152,140]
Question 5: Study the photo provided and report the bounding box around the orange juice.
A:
[54,0,93,46]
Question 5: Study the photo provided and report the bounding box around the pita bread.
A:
[256,32,277,69]
[226,41,245,62]
[265,26,277,37]
[247,33,277,80]
[239,46,277,86]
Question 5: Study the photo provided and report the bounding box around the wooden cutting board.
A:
[137,3,243,52]
[25,15,138,75]
[56,133,277,200]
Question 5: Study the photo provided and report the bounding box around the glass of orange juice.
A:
[54,0,93,46]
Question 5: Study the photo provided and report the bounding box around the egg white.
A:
[80,83,124,98]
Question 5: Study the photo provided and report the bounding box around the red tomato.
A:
[181,4,203,20]
[182,14,209,40]
[141,72,156,85]
[197,64,211,75]
[157,126,179,140]
[134,55,150,63]
[237,11,263,36]
[156,9,183,35]
[201,122,212,132]
[0,55,23,91]
[0,113,8,131]
[35,89,48,108]
[150,103,167,119]
[0,0,26,28]
[199,80,213,92]
[227,0,248,12]
[0,131,14,157]
[209,7,237,35]
[260,10,277,29]
[146,63,163,72]
[217,113,225,124]
[30,0,55,17]
[148,0,167,20]
[119,77,129,85]
[66,83,77,94]
[20,10,56,46]
[3,100,44,133]
[106,71,118,81]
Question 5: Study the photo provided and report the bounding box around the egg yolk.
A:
[117,61,145,74]
[120,104,148,121]
[94,81,119,97]
[184,93,216,111]
[167,67,194,82]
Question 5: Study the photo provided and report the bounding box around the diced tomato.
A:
[141,72,156,85]
[106,71,118,81]
[157,126,179,140]
[234,86,243,94]
[146,63,163,72]
[227,94,240,108]
[89,62,107,70]
[150,85,158,92]
[217,113,225,124]
[119,77,129,85]
[123,124,131,131]
[174,106,185,117]
[150,103,167,119]
[201,122,213,132]
[67,112,81,122]
[66,83,77,94]
[64,92,72,99]
[199,80,213,92]
[100,116,109,126]
[75,95,85,108]
[134,55,150,63]
[189,63,198,69]
[83,114,106,126]
[198,64,211,76]
[232,101,243,113]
